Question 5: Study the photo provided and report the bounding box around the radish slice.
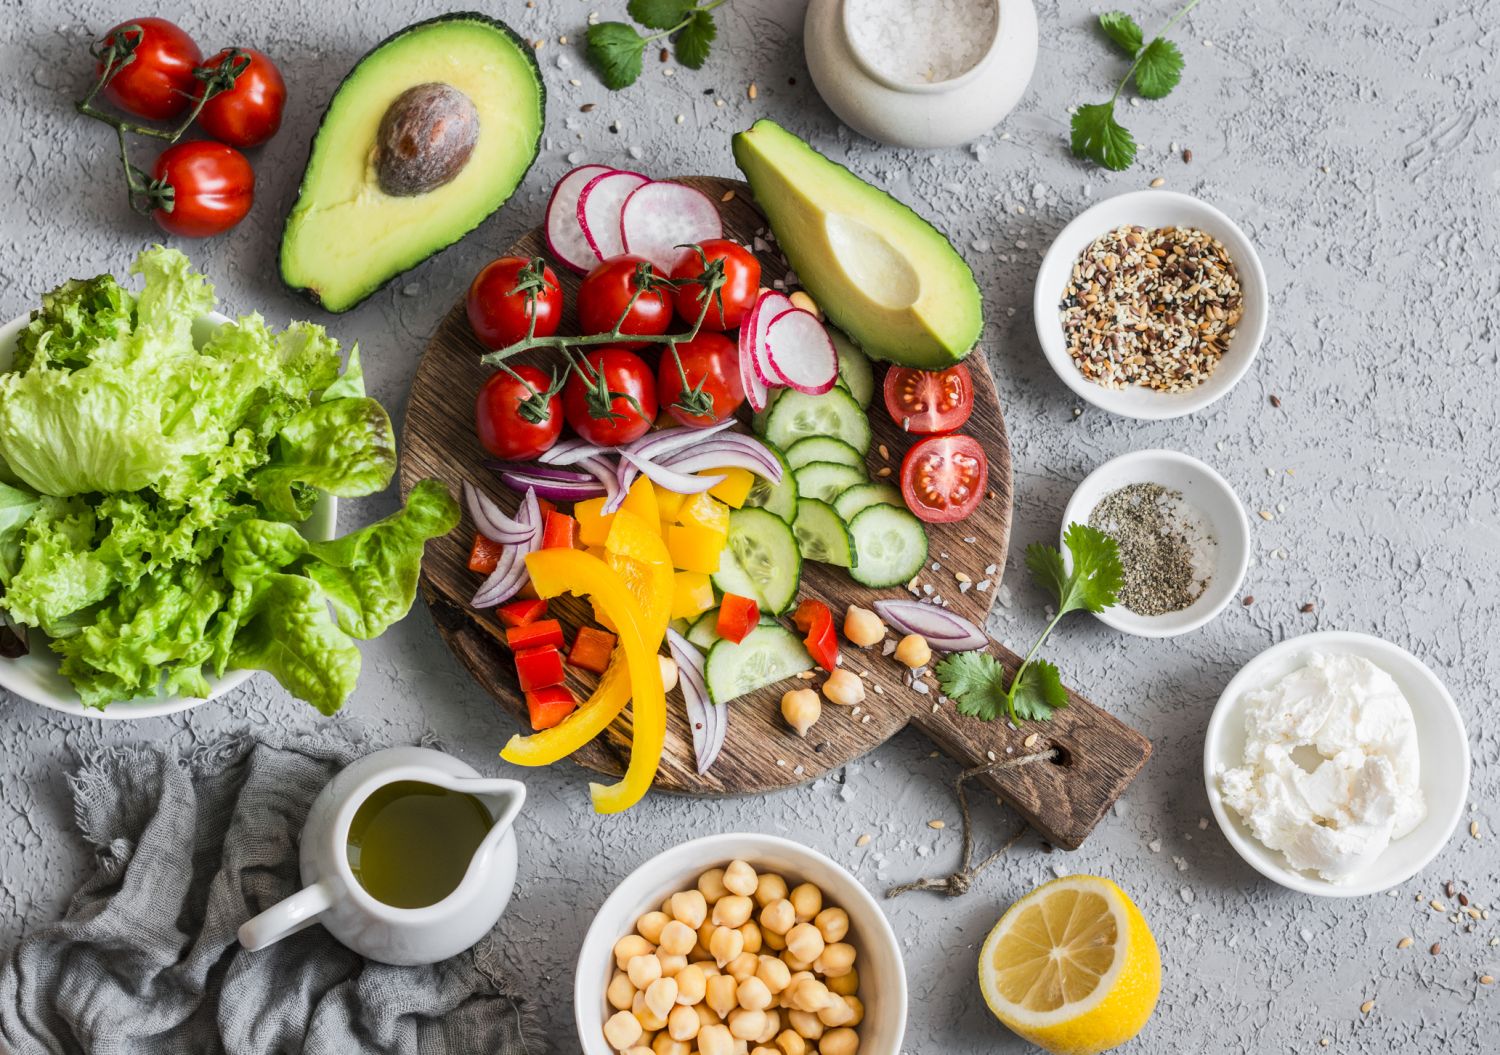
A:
[737,307,769,411]
[620,181,724,273]
[545,165,615,273]
[750,291,793,387]
[765,309,839,395]
[578,170,649,263]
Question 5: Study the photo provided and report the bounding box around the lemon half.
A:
[979,875,1161,1055]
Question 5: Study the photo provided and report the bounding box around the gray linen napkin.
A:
[0,726,538,1055]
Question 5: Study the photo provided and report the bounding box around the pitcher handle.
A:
[238,879,337,952]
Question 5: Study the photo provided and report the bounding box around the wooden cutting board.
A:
[399,175,1151,849]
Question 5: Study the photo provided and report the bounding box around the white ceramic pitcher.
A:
[238,746,526,966]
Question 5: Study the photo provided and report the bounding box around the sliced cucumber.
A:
[830,327,875,408]
[742,441,798,524]
[848,504,929,588]
[833,482,903,521]
[786,436,864,472]
[763,387,871,456]
[687,608,720,649]
[750,389,783,436]
[705,624,813,704]
[793,461,867,505]
[792,498,855,568]
[715,507,801,614]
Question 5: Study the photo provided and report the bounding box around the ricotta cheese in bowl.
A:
[1216,652,1425,884]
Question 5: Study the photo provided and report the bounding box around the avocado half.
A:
[280,13,545,313]
[732,120,982,368]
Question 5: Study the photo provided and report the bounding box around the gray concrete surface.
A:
[2,0,1496,1051]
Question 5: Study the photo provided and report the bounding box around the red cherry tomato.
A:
[671,239,761,331]
[467,257,564,351]
[562,348,658,447]
[149,141,254,237]
[657,332,745,428]
[97,18,203,121]
[883,364,974,435]
[476,363,564,461]
[899,433,988,524]
[576,256,672,350]
[195,48,286,148]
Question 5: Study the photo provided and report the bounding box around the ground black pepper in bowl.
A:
[1089,482,1216,616]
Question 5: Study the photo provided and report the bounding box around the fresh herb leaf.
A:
[628,0,696,29]
[1098,11,1144,55]
[1133,37,1184,98]
[1070,102,1137,172]
[587,22,647,90]
[1009,658,1069,722]
[938,651,1011,722]
[675,8,717,69]
[1027,523,1123,617]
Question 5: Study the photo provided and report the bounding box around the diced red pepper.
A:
[717,593,760,645]
[468,532,505,574]
[535,497,557,520]
[542,510,579,551]
[793,598,839,672]
[514,645,566,692]
[507,619,565,651]
[497,597,549,629]
[568,625,617,674]
[525,684,577,730]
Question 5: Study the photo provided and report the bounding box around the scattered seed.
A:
[1242,595,1255,606]
[1481,975,1495,985]
[532,38,544,49]
[748,82,758,100]
[1460,892,1470,906]
[1472,821,1482,839]
[1269,394,1282,408]
[856,833,871,847]
[1430,943,1441,955]
[1258,510,1274,521]
[675,114,685,124]
[1023,733,1040,749]
[1182,148,1193,163]
[1446,881,1456,898]
[1300,602,1315,613]
[928,819,945,829]
[876,466,893,477]
[879,444,890,460]
[986,750,996,761]
[1466,906,1483,920]
[954,571,972,583]
[1396,937,1413,949]
[1360,999,1375,1015]
[1150,177,1165,187]
[580,103,596,112]
[659,47,670,62]
[1430,899,1446,912]
[720,189,735,202]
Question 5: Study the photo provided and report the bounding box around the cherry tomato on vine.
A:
[467,257,563,351]
[658,332,745,428]
[562,348,658,447]
[476,363,563,462]
[149,141,254,237]
[883,363,974,435]
[900,433,988,524]
[98,18,203,121]
[576,256,672,350]
[195,48,286,148]
[671,239,761,331]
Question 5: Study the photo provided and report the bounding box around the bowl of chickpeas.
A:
[576,832,907,1055]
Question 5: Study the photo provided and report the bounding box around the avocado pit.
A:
[375,82,479,197]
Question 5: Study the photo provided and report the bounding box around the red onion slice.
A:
[873,599,988,652]
[463,481,532,544]
[472,487,544,609]
[667,628,726,775]
[660,433,783,482]
[621,451,724,494]
[538,437,609,466]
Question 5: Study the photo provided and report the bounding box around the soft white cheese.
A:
[1217,651,1425,883]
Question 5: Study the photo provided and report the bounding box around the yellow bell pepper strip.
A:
[708,467,755,507]
[620,476,660,528]
[677,492,730,534]
[671,570,715,620]
[654,485,687,524]
[574,496,614,546]
[666,523,726,574]
[593,509,674,643]
[501,643,630,766]
[502,549,667,813]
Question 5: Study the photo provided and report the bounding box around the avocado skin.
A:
[278,12,545,313]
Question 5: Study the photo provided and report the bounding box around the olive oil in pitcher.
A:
[346,781,493,909]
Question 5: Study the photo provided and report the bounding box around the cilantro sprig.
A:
[936,524,1123,724]
[587,0,725,91]
[1071,0,1202,171]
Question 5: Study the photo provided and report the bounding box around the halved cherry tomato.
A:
[150,141,254,237]
[468,256,563,350]
[507,619,565,651]
[468,532,505,574]
[792,598,839,672]
[497,598,549,629]
[671,239,761,331]
[577,255,672,349]
[541,511,579,551]
[562,347,658,447]
[900,433,988,524]
[658,331,745,428]
[525,685,577,730]
[98,18,202,121]
[514,645,566,692]
[195,48,286,148]
[568,626,617,674]
[883,364,974,435]
[476,362,563,461]
[717,594,760,644]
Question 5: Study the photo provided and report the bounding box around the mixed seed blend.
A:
[1059,224,1243,392]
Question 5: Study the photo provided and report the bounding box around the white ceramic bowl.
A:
[1203,631,1470,897]
[575,833,907,1053]
[0,311,337,720]
[1033,190,1268,419]
[1061,449,1248,638]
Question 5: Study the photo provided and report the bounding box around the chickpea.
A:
[670,889,708,929]
[819,1026,859,1055]
[894,633,931,669]
[723,859,759,897]
[755,873,789,907]
[657,953,688,977]
[815,993,854,1027]
[674,963,707,1005]
[757,1009,781,1044]
[739,921,763,954]
[780,688,821,736]
[709,925,744,967]
[826,968,858,997]
[788,884,822,922]
[625,1048,654,1055]
[697,1023,734,1055]
[628,953,663,990]
[784,970,815,992]
[615,934,655,970]
[604,1009,644,1050]
[760,898,796,935]
[820,669,865,707]
[660,896,674,915]
[756,955,792,994]
[775,1029,808,1055]
[813,942,855,979]
[706,974,739,1017]
[842,605,885,647]
[667,1004,700,1043]
[713,894,754,929]
[780,950,812,973]
[787,978,833,1013]
[762,927,787,951]
[653,1037,689,1055]
[608,971,636,1011]
[726,951,760,982]
[695,1003,722,1027]
[787,1009,825,1041]
[645,976,678,1020]
[751,1049,779,1055]
[728,1007,768,1041]
[659,920,696,957]
[842,996,864,1027]
[813,908,849,944]
[631,990,666,1031]
[658,654,679,693]
[784,923,825,964]
[698,868,730,902]
[697,918,718,950]
[737,975,773,1012]
[637,910,670,945]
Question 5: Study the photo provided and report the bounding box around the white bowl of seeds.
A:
[1034,190,1268,419]
[1061,449,1249,638]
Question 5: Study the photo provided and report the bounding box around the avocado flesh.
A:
[732,120,982,368]
[280,15,543,313]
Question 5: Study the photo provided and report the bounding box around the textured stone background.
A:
[1,0,1496,1051]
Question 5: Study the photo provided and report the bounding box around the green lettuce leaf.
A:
[3,497,112,634]
[0,481,41,583]
[252,397,396,517]
[13,275,136,373]
[228,574,361,717]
